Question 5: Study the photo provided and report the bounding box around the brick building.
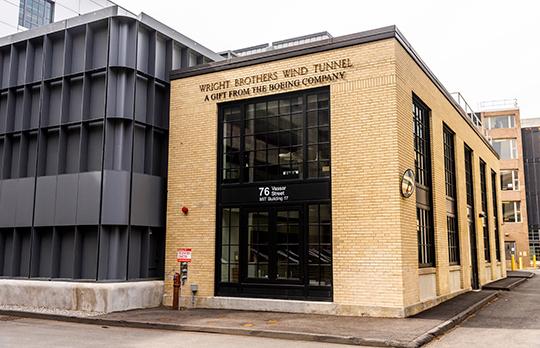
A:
[480,103,530,266]
[165,26,506,317]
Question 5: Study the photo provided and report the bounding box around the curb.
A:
[408,291,499,348]
[483,277,528,291]
[506,272,535,279]
[0,292,501,348]
[506,277,528,289]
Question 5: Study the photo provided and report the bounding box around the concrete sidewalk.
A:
[1,272,534,348]
[0,290,501,348]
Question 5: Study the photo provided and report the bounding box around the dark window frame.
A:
[215,87,333,301]
[491,170,501,261]
[218,87,331,185]
[220,207,240,283]
[307,203,332,287]
[413,95,435,268]
[465,145,480,288]
[443,124,460,265]
[480,159,491,263]
[465,146,474,207]
[216,203,332,301]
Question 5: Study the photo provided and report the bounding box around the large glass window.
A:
[492,139,518,160]
[18,0,54,29]
[492,171,501,261]
[500,170,520,191]
[443,127,456,199]
[222,107,242,182]
[486,115,515,129]
[276,210,300,280]
[465,145,479,288]
[465,147,474,206]
[414,100,430,187]
[417,208,433,266]
[529,228,540,261]
[217,89,331,301]
[221,208,240,283]
[308,204,331,286]
[218,205,331,300]
[247,211,270,279]
[503,201,522,223]
[221,89,330,183]
[306,94,330,177]
[443,125,459,265]
[414,96,434,267]
[480,160,491,263]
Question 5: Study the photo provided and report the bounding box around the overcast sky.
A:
[115,0,539,117]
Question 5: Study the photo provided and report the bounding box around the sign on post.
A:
[176,248,192,263]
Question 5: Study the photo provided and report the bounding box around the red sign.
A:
[176,248,192,263]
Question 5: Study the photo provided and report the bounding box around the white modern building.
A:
[0,0,116,37]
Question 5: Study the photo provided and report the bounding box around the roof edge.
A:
[169,25,499,159]
[137,12,223,62]
[170,25,396,80]
[0,6,223,62]
[392,27,499,159]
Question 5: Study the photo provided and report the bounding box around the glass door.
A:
[244,207,302,283]
[276,209,301,281]
[246,210,270,279]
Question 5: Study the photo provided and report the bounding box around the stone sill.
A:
[418,267,436,275]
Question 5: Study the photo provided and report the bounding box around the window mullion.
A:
[239,104,245,183]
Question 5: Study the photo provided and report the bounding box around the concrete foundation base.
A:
[0,279,163,313]
[165,288,475,318]
[170,295,409,317]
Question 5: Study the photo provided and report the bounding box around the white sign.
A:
[176,248,192,263]
[258,186,289,202]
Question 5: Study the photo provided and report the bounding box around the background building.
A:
[218,32,334,59]
[480,100,530,266]
[521,117,540,261]
[0,5,221,312]
[0,0,120,37]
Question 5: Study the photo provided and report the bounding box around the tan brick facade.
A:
[166,35,505,317]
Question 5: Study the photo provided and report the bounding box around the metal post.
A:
[172,272,180,310]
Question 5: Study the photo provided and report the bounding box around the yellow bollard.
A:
[519,256,523,270]
[511,255,516,271]
[534,255,537,269]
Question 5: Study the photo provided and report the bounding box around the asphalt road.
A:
[428,270,540,347]
[0,315,360,348]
